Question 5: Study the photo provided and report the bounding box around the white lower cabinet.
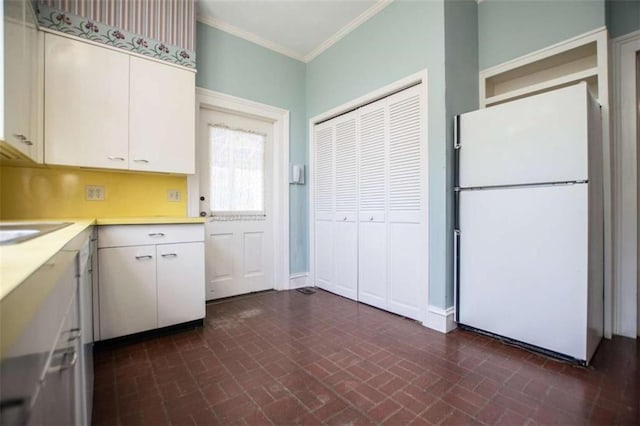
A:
[97,224,205,340]
[98,245,158,340]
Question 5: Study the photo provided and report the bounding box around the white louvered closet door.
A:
[313,83,427,322]
[357,101,388,311]
[314,122,334,292]
[386,85,426,321]
[332,112,358,301]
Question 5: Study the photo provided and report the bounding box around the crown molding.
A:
[197,0,392,64]
[303,0,392,62]
[197,14,306,62]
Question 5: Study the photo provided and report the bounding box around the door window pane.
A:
[209,125,265,214]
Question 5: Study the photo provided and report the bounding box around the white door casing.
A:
[612,31,640,338]
[189,89,289,296]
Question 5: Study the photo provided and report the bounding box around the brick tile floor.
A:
[92,289,639,425]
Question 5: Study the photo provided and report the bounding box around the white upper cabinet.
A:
[129,57,195,174]
[44,33,130,169]
[43,33,196,174]
[2,0,42,162]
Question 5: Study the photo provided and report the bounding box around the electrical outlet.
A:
[85,185,105,201]
[167,189,181,202]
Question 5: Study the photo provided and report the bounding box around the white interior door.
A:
[200,108,275,300]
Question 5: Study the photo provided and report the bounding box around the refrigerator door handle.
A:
[454,115,461,150]
[453,229,461,322]
[454,115,461,190]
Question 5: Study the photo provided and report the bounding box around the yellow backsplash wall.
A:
[0,166,188,219]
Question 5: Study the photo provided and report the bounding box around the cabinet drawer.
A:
[98,224,204,248]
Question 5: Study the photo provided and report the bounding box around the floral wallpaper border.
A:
[36,4,196,69]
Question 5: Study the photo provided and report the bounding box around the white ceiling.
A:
[197,0,390,62]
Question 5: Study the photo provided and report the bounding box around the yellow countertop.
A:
[0,216,205,301]
[0,220,95,301]
[96,216,206,225]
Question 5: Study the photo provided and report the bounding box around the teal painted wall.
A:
[607,0,640,38]
[196,23,309,274]
[479,0,606,70]
[444,0,479,307]
[306,0,452,309]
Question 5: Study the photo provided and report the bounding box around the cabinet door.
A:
[98,246,157,339]
[25,12,44,163]
[45,34,129,169]
[129,57,195,173]
[157,242,205,327]
[3,0,30,150]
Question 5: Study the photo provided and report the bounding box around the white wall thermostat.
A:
[290,164,305,185]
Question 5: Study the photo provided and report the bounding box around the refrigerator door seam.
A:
[459,180,588,191]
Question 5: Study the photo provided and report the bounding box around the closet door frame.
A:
[309,70,429,323]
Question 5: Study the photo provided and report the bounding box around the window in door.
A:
[209,125,266,216]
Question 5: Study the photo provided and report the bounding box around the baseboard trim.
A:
[424,306,457,334]
[289,273,310,289]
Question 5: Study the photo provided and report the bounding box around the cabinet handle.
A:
[133,159,149,163]
[161,253,178,258]
[135,255,153,260]
[369,216,374,221]
[47,348,77,373]
[21,139,33,146]
[108,156,126,161]
[343,216,347,221]
[13,133,26,140]
[148,233,165,237]
[66,328,81,341]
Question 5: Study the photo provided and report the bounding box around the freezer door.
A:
[458,184,589,361]
[459,83,589,188]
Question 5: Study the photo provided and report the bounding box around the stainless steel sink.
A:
[0,222,73,245]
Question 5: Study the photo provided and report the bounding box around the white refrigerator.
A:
[454,82,604,365]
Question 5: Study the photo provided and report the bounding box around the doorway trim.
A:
[612,30,640,338]
[188,88,290,291]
